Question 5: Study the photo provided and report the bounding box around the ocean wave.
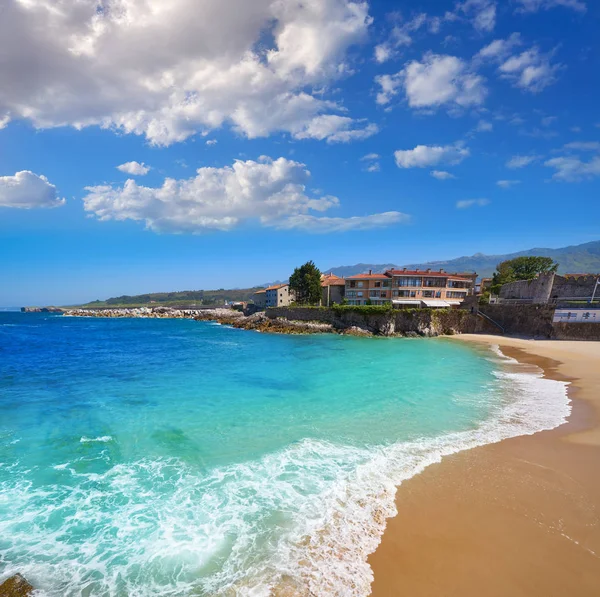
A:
[79,436,113,443]
[0,348,569,597]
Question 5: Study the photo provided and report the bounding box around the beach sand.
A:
[369,336,600,597]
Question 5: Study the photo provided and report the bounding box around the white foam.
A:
[0,348,570,597]
[79,436,113,443]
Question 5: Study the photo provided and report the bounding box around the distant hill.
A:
[325,240,600,280]
[78,287,264,309]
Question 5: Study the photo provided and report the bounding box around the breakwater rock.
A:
[0,574,34,596]
[21,306,64,313]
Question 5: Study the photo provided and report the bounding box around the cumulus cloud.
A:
[293,115,378,143]
[499,48,561,92]
[514,0,586,13]
[477,35,561,93]
[395,143,469,168]
[0,0,375,146]
[545,155,600,182]
[496,179,521,188]
[206,139,218,146]
[457,0,497,32]
[82,156,407,233]
[0,171,65,209]
[117,161,151,176]
[360,153,380,172]
[377,53,486,109]
[476,33,522,61]
[373,13,428,64]
[506,154,539,168]
[475,120,493,132]
[456,198,490,208]
[431,170,456,180]
[563,141,600,151]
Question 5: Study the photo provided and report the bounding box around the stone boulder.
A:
[0,574,34,596]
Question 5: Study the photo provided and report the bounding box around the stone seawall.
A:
[58,305,600,340]
[266,306,492,337]
[479,304,600,340]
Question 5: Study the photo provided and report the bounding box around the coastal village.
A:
[253,268,480,309]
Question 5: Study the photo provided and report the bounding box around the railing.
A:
[477,310,505,334]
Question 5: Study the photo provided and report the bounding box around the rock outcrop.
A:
[0,574,34,596]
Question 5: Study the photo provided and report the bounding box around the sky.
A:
[1,0,599,306]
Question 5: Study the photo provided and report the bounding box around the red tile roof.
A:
[265,283,288,291]
[386,269,473,281]
[345,273,390,280]
[321,274,345,286]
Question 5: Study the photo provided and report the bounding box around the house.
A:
[321,273,346,306]
[252,289,267,308]
[265,283,295,307]
[345,271,392,305]
[344,269,475,307]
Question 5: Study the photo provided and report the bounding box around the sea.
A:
[0,312,570,596]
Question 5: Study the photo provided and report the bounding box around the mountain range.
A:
[324,240,600,280]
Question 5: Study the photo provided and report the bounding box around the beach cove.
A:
[370,336,600,597]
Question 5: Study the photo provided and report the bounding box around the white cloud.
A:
[293,115,378,143]
[0,171,65,209]
[497,179,521,188]
[458,0,497,32]
[0,114,10,129]
[499,48,561,92]
[563,141,600,151]
[361,153,380,161]
[514,0,586,13]
[277,211,409,232]
[373,13,428,64]
[0,0,375,146]
[456,198,490,208]
[117,161,151,176]
[475,120,493,132]
[570,126,582,133]
[506,154,539,168]
[395,143,469,168]
[545,155,600,181]
[82,156,406,234]
[366,163,381,172]
[541,116,557,127]
[206,139,218,146]
[379,53,486,108]
[476,33,522,61]
[431,170,456,180]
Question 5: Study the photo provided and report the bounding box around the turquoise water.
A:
[0,313,569,596]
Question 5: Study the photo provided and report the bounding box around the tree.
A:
[491,256,558,294]
[289,261,322,305]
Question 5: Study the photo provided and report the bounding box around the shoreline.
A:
[369,335,600,597]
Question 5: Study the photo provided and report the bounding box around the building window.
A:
[397,277,422,287]
[422,290,434,298]
[357,292,363,298]
[375,281,381,288]
[446,291,466,299]
[357,281,364,288]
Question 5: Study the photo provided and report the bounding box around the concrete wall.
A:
[321,285,345,306]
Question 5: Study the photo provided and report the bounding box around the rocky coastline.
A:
[61,306,485,337]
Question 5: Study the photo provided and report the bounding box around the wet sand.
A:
[369,336,600,597]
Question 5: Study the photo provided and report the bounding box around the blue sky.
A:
[1,0,599,306]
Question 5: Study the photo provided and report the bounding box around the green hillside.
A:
[77,287,264,309]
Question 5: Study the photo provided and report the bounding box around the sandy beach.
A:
[369,335,600,597]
